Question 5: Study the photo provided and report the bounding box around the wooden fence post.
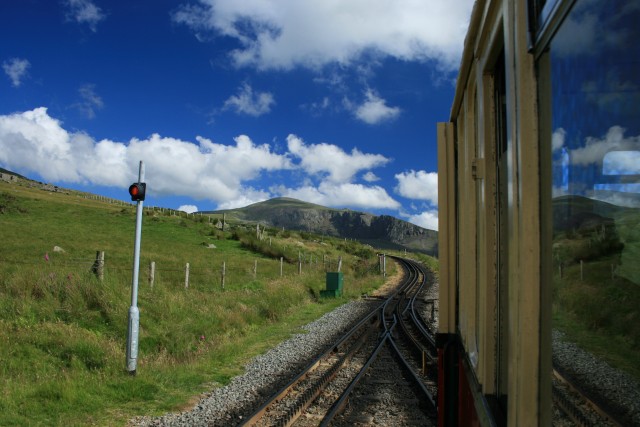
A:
[382,253,386,277]
[253,260,257,279]
[280,257,283,277]
[221,261,226,289]
[149,261,155,288]
[92,251,105,281]
[185,263,190,289]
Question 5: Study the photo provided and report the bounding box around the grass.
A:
[552,218,640,382]
[0,181,418,426]
[553,308,640,381]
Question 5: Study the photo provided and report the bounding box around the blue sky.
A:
[0,0,474,230]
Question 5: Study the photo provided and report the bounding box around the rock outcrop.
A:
[207,197,438,255]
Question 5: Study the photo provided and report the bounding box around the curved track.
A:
[241,257,437,427]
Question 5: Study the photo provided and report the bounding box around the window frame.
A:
[529,0,576,59]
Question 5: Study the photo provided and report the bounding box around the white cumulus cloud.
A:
[74,83,104,119]
[3,58,30,87]
[405,209,438,231]
[0,108,291,204]
[362,171,379,182]
[277,181,400,210]
[223,83,275,117]
[353,90,400,125]
[0,108,407,213]
[172,0,473,72]
[552,128,565,152]
[571,126,640,166]
[216,190,270,210]
[64,0,106,32]
[603,151,640,175]
[287,134,390,183]
[395,170,438,205]
[178,204,199,214]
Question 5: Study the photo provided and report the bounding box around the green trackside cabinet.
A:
[321,272,344,297]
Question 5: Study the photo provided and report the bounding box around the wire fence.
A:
[0,250,386,291]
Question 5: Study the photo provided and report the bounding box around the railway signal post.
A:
[127,161,146,375]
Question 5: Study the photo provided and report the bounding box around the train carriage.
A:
[437,0,640,425]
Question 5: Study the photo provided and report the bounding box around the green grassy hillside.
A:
[0,180,436,426]
[552,195,640,380]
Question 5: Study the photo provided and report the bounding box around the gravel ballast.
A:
[130,280,640,426]
[553,330,640,426]
[130,300,379,427]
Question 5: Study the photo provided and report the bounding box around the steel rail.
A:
[240,306,383,426]
[319,333,392,427]
[406,261,437,347]
[387,334,437,415]
[241,257,435,426]
[552,367,626,427]
[319,330,437,426]
[391,259,437,370]
[320,258,437,425]
[391,260,439,408]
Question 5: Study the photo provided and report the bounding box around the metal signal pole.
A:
[127,161,145,375]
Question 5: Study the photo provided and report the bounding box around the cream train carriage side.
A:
[437,0,640,425]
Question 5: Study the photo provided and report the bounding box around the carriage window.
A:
[602,151,640,176]
[541,0,640,396]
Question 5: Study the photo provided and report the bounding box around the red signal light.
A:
[128,182,146,201]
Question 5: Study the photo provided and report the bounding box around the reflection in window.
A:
[603,151,640,175]
[546,0,640,387]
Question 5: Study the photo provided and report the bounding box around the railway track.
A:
[241,257,437,426]
[394,260,438,396]
[552,367,624,427]
[327,336,435,427]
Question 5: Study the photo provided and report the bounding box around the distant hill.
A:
[1,168,438,255]
[552,194,640,292]
[552,194,631,233]
[205,197,439,256]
